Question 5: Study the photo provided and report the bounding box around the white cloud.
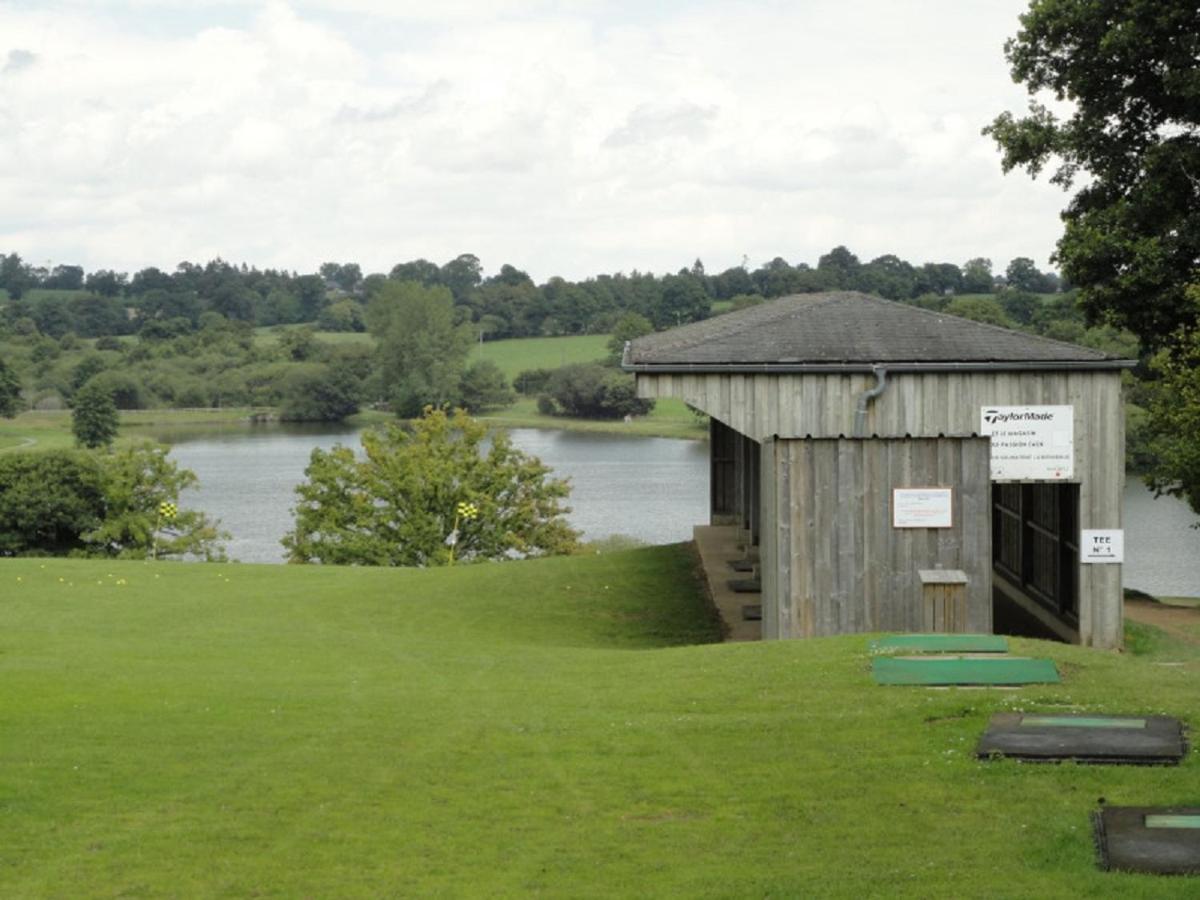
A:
[0,1,1066,280]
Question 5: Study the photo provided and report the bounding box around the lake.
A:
[167,424,1200,597]
[168,424,710,564]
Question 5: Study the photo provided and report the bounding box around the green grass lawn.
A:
[1,547,1197,897]
[471,334,609,379]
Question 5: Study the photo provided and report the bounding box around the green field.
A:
[471,333,609,378]
[1,547,1197,897]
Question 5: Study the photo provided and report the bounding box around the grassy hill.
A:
[1,548,1197,897]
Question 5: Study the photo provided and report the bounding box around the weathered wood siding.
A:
[760,437,993,639]
[643,369,1125,648]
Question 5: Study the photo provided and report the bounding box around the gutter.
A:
[621,359,1137,375]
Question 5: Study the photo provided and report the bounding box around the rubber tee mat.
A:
[977,713,1187,765]
[1093,806,1200,875]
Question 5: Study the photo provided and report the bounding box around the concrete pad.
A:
[693,525,761,642]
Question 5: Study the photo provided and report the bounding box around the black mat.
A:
[1093,806,1200,874]
[741,604,762,621]
[977,713,1187,765]
[728,578,761,594]
[727,558,755,572]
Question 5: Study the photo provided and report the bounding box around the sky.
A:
[0,1,1069,283]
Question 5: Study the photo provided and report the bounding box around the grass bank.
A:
[1,547,1197,897]
[478,396,705,440]
[0,408,279,452]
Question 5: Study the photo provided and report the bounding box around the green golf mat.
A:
[872,656,1060,686]
[869,634,1008,654]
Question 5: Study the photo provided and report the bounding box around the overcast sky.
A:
[0,1,1067,282]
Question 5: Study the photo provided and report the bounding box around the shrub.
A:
[459,360,515,412]
[283,408,579,566]
[514,367,554,396]
[543,363,654,419]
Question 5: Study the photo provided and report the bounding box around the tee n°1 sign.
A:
[980,405,1074,480]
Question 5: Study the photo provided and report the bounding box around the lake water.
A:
[167,424,1200,597]
[168,425,709,564]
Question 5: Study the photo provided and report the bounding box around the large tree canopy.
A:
[367,280,473,416]
[985,0,1200,347]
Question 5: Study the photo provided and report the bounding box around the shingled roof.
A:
[624,292,1133,372]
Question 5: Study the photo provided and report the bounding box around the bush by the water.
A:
[538,363,653,419]
[0,445,225,559]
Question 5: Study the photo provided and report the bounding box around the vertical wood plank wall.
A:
[639,370,1125,648]
[760,437,993,638]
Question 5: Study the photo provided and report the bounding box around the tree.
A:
[987,0,1200,512]
[72,382,119,448]
[458,360,515,413]
[606,312,654,364]
[0,253,32,300]
[84,443,227,560]
[1004,257,1047,293]
[283,408,579,566]
[278,364,361,422]
[1144,297,1200,516]
[367,280,473,416]
[985,0,1199,347]
[0,450,105,555]
[0,445,225,558]
[654,274,710,329]
[816,245,862,288]
[961,258,994,294]
[944,296,1013,329]
[85,269,128,298]
[0,357,21,417]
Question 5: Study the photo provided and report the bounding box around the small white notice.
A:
[892,488,953,529]
[980,405,1074,480]
[1081,529,1124,564]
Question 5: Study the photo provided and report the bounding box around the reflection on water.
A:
[167,424,1200,598]
[168,425,709,564]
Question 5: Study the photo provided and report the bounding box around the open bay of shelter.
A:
[626,292,1134,649]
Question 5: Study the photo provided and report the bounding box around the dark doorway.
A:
[992,482,1080,627]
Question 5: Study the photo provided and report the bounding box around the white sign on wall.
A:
[1081,529,1124,564]
[892,488,954,529]
[980,405,1074,481]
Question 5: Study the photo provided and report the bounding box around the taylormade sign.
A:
[980,405,1074,481]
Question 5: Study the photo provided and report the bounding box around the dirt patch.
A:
[1125,599,1200,646]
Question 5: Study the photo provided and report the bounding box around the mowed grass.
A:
[2,548,1199,897]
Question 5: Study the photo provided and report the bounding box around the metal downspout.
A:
[853,366,888,437]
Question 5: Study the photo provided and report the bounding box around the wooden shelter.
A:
[624,292,1134,649]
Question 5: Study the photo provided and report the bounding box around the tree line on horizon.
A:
[0,247,1061,343]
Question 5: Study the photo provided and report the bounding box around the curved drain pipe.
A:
[853,366,888,437]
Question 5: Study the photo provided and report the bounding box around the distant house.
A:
[624,292,1134,649]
